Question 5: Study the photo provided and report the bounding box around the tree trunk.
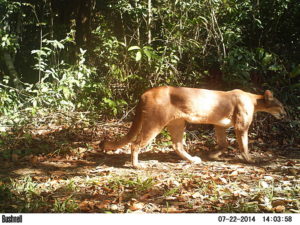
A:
[75,0,93,48]
[135,1,141,46]
[2,51,22,89]
[148,0,152,45]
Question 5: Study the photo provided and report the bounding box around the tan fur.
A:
[100,86,286,168]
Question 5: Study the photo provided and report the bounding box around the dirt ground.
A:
[0,122,299,213]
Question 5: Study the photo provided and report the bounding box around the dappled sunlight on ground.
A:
[0,122,299,213]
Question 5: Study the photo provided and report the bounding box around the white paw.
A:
[190,156,202,164]
[132,163,146,169]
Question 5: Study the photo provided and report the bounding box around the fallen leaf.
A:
[177,195,189,202]
[165,196,177,200]
[79,201,94,212]
[258,204,272,212]
[172,201,188,206]
[272,199,291,207]
[286,161,296,166]
[110,204,119,211]
[260,181,269,189]
[129,202,144,211]
[233,190,249,197]
[192,192,202,199]
[219,177,228,184]
[162,206,178,213]
[288,168,298,176]
[264,176,274,181]
[95,200,110,209]
[139,193,151,201]
[230,171,238,176]
[274,205,285,213]
[241,183,250,190]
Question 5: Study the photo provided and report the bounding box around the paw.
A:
[190,156,202,164]
[132,163,146,169]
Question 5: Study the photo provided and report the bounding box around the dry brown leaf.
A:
[172,201,187,206]
[274,205,285,213]
[255,168,266,173]
[95,200,110,209]
[241,183,250,189]
[139,193,151,201]
[129,202,144,211]
[286,161,296,166]
[272,199,291,207]
[177,195,189,202]
[288,168,298,176]
[79,201,93,212]
[258,204,273,212]
[162,206,178,213]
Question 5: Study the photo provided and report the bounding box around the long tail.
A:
[99,100,143,151]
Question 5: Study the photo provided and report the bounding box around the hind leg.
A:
[208,126,228,160]
[131,123,163,169]
[167,119,201,164]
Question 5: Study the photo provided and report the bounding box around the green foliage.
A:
[223,47,254,87]
[101,97,127,116]
[52,197,78,213]
[0,0,299,126]
[108,177,155,193]
[0,0,21,52]
[0,34,97,127]
[0,77,21,116]
[30,41,93,110]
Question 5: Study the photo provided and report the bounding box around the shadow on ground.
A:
[0,126,298,180]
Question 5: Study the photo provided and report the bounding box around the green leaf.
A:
[143,49,152,59]
[199,16,208,24]
[135,51,142,61]
[32,99,37,108]
[62,87,71,99]
[128,46,140,51]
[103,97,116,107]
[268,64,281,71]
[262,53,273,66]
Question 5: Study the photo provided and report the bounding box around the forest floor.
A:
[0,119,300,213]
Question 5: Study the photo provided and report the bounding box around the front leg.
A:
[131,144,144,169]
[234,129,253,163]
[234,103,254,163]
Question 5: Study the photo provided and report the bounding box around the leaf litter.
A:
[0,121,299,213]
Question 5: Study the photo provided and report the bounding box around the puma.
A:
[100,86,286,168]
